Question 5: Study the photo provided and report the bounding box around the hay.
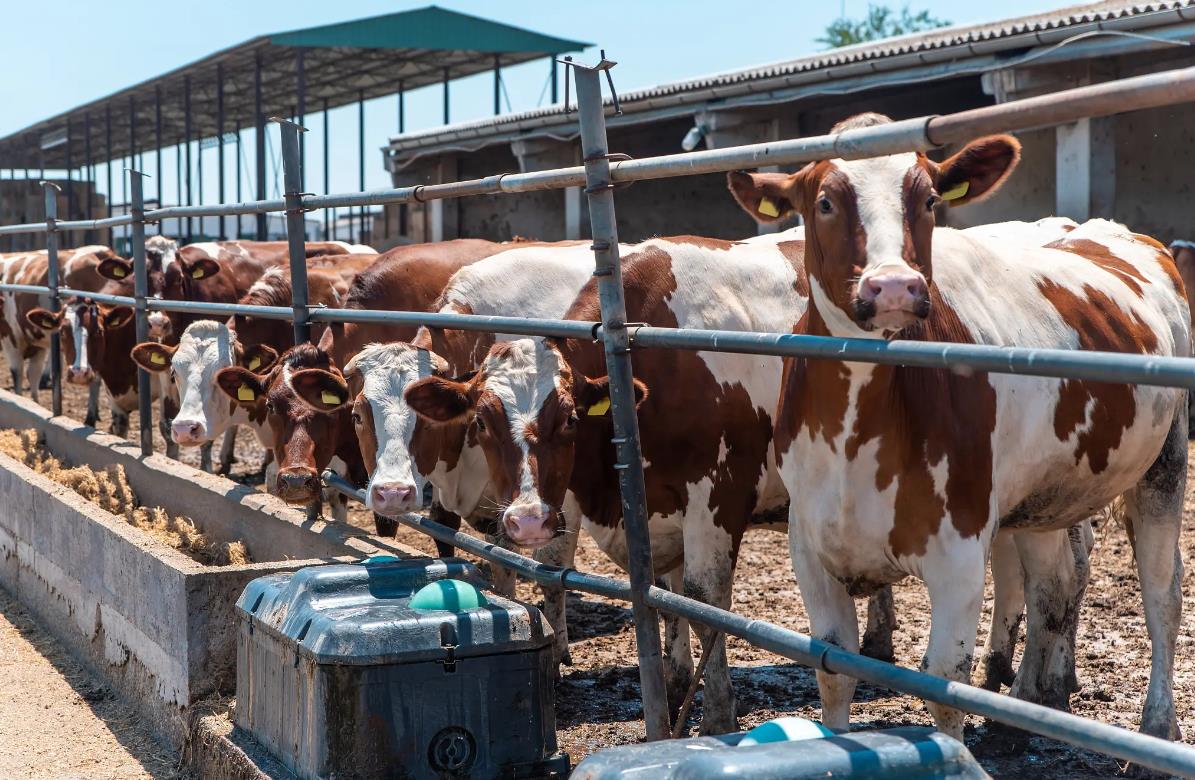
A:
[0,428,251,566]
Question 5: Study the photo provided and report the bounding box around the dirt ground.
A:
[0,587,180,780]
[20,367,1195,777]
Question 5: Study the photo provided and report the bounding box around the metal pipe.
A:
[105,104,112,246]
[217,63,226,240]
[277,120,311,345]
[358,89,365,242]
[128,95,136,250]
[145,298,283,318]
[128,171,152,456]
[65,119,74,245]
[493,55,501,115]
[155,87,162,231]
[254,51,266,240]
[323,98,330,241]
[398,81,405,134]
[574,62,670,743]
[442,67,450,125]
[235,121,242,238]
[307,306,597,338]
[176,141,182,239]
[43,183,62,417]
[57,289,136,307]
[317,471,1195,778]
[184,75,193,242]
[84,113,93,245]
[550,56,558,104]
[296,50,306,192]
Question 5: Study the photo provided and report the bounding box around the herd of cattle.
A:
[2,114,1194,744]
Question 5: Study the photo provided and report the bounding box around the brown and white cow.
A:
[399,237,808,732]
[727,113,1188,740]
[1170,239,1195,437]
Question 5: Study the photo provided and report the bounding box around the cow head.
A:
[26,300,133,384]
[130,320,274,446]
[214,331,340,505]
[404,339,646,549]
[728,113,1020,337]
[289,341,485,520]
[99,241,220,311]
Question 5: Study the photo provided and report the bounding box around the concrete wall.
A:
[1113,101,1195,243]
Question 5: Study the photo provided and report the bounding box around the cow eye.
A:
[817,196,833,215]
[563,413,578,430]
[351,411,362,425]
[926,194,941,211]
[474,417,487,433]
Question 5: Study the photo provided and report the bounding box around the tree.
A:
[816,4,950,49]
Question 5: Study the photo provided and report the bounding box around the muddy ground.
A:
[21,365,1195,778]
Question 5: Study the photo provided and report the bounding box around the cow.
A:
[725,112,1188,741]
[1170,239,1195,437]
[4,246,115,417]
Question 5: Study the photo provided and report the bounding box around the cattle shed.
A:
[0,6,588,252]
[386,1,1195,246]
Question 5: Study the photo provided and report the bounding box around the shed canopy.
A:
[0,6,588,169]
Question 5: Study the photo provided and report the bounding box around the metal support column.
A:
[442,68,450,124]
[551,56,558,104]
[493,56,501,115]
[235,121,242,237]
[398,81,405,132]
[184,76,193,242]
[84,113,93,244]
[43,183,62,418]
[254,52,267,240]
[358,90,365,241]
[277,120,310,346]
[323,99,331,241]
[105,104,113,245]
[296,50,306,191]
[155,88,162,230]
[175,142,183,239]
[65,120,74,244]
[217,64,226,239]
[129,171,153,456]
[572,61,670,742]
[128,95,136,249]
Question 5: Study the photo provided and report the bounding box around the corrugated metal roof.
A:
[389,1,1195,151]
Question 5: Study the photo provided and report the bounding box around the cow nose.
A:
[66,367,94,384]
[369,482,416,515]
[860,270,928,307]
[276,469,320,502]
[171,419,206,445]
[502,503,556,549]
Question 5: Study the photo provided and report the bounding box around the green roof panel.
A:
[269,6,588,54]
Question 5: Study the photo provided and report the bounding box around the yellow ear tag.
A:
[248,356,261,371]
[758,197,780,218]
[192,267,206,279]
[112,267,127,278]
[237,384,255,402]
[587,397,611,417]
[320,391,341,406]
[150,352,166,366]
[940,181,969,202]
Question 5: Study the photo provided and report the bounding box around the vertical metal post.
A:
[155,88,162,229]
[398,81,405,133]
[43,183,63,418]
[105,104,113,246]
[184,75,193,242]
[217,64,226,240]
[129,95,136,251]
[573,61,670,742]
[277,120,310,346]
[493,55,501,115]
[442,67,450,124]
[254,52,267,240]
[323,99,332,241]
[175,142,183,239]
[358,90,365,242]
[84,113,93,244]
[551,56,559,104]
[235,120,242,237]
[296,50,306,191]
[129,171,153,456]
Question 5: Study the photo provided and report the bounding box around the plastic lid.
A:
[409,579,489,612]
[738,717,833,746]
[358,554,401,565]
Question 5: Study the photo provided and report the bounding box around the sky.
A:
[0,0,1051,215]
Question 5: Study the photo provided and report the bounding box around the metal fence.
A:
[3,57,1195,776]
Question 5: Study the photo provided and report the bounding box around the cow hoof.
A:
[979,653,1016,692]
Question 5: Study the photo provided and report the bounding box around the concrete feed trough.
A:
[0,389,408,747]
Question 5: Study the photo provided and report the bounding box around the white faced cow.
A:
[727,113,1188,741]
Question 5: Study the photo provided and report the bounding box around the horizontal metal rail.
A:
[1,65,1193,237]
[58,289,135,307]
[321,470,1195,778]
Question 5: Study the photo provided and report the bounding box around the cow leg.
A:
[199,442,213,473]
[1121,406,1185,741]
[683,521,737,735]
[429,500,461,558]
[109,405,130,438]
[217,428,237,474]
[1010,528,1086,710]
[485,534,518,598]
[921,542,987,741]
[372,512,398,537]
[789,525,858,730]
[26,350,47,404]
[10,365,20,395]
[532,505,581,668]
[161,393,179,459]
[980,531,1024,691]
[660,566,694,724]
[84,378,101,428]
[860,585,896,662]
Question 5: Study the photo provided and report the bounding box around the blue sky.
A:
[0,0,1050,211]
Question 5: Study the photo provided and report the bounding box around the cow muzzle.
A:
[855,266,930,330]
[170,419,208,446]
[275,468,321,503]
[501,501,558,549]
[369,481,417,516]
[66,366,95,385]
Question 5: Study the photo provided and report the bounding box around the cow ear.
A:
[215,367,268,407]
[240,343,279,374]
[405,376,472,423]
[316,325,335,354]
[575,375,648,416]
[131,342,176,372]
[727,170,801,223]
[185,257,221,280]
[103,306,134,330]
[289,368,351,412]
[97,257,134,281]
[25,307,63,332]
[933,135,1021,206]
